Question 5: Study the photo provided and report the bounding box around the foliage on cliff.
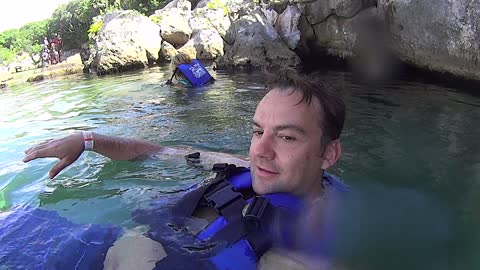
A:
[0,0,168,64]
[48,0,110,50]
[48,0,167,49]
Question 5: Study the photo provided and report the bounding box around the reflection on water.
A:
[0,66,478,269]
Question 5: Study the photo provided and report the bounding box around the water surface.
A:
[0,66,478,269]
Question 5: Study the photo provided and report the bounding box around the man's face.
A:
[249,89,331,198]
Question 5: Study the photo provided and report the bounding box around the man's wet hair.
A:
[264,67,346,147]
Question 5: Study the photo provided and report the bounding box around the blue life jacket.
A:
[132,163,347,270]
[177,59,214,87]
[0,207,123,270]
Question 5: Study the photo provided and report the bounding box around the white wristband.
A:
[82,131,94,151]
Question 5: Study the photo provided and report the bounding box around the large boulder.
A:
[292,0,480,80]
[274,5,302,50]
[296,0,375,24]
[155,0,192,47]
[177,39,198,59]
[192,29,224,59]
[296,0,377,58]
[377,0,480,80]
[190,4,231,38]
[218,8,300,68]
[159,42,178,63]
[91,10,162,75]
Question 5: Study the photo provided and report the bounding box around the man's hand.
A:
[23,133,84,179]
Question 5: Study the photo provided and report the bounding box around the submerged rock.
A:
[27,54,84,82]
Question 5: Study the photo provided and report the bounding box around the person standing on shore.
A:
[53,34,62,63]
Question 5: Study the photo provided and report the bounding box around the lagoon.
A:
[0,66,479,269]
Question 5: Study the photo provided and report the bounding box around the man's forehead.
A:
[256,101,320,124]
[261,88,321,107]
[256,90,320,113]
[253,89,323,128]
[262,88,301,101]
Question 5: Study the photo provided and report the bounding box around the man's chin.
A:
[252,183,268,195]
[252,176,278,195]
[251,175,265,195]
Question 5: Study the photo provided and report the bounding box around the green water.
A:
[0,67,479,269]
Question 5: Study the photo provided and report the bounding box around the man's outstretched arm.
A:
[23,132,171,179]
[23,132,249,179]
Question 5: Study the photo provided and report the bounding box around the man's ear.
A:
[321,140,342,170]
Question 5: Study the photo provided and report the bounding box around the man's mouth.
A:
[255,165,279,177]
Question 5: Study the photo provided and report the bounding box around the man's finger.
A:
[23,148,57,163]
[24,139,53,155]
[49,158,73,179]
[24,145,40,155]
[23,152,38,162]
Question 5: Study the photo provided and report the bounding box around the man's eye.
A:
[281,136,296,142]
[253,130,263,136]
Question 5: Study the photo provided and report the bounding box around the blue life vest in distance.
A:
[177,59,214,87]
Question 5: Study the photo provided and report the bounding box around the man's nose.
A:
[251,133,275,159]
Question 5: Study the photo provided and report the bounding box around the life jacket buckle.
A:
[243,197,269,230]
[212,163,228,173]
[204,180,242,214]
[185,152,201,163]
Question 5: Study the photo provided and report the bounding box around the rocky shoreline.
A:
[3,0,480,83]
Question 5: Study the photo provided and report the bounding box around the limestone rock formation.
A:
[91,10,162,75]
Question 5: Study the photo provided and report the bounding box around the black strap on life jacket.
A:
[166,68,178,85]
[171,163,245,218]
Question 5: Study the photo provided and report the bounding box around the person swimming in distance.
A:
[166,53,214,87]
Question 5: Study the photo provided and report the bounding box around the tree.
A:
[116,0,165,15]
[0,29,20,50]
[0,0,170,64]
[48,0,110,50]
[0,20,48,64]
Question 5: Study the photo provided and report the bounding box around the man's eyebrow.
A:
[274,124,306,134]
[252,121,306,134]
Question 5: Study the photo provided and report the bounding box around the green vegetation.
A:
[206,0,229,16]
[116,0,166,16]
[149,14,163,24]
[48,0,110,50]
[0,0,168,65]
[0,20,48,64]
[0,47,14,63]
[88,19,104,41]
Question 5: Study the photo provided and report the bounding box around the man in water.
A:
[23,68,346,269]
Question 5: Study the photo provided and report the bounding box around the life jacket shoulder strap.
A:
[171,163,248,220]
